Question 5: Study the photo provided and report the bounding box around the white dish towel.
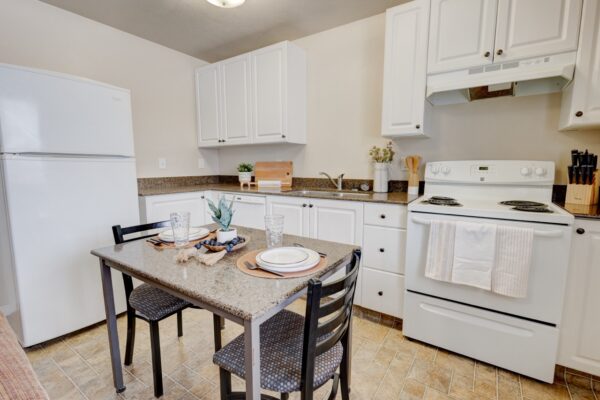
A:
[425,220,456,282]
[492,226,534,298]
[452,221,497,290]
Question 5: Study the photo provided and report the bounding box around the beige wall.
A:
[218,13,600,184]
[0,0,218,178]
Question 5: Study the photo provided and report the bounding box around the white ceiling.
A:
[39,0,406,62]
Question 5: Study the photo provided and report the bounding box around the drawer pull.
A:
[380,214,386,219]
[379,248,385,253]
[302,203,307,208]
[378,291,383,296]
[576,228,585,235]
[309,204,314,208]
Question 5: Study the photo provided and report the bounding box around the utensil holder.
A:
[566,171,599,205]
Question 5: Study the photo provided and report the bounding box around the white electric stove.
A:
[404,160,574,383]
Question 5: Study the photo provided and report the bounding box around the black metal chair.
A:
[213,249,361,400]
[112,221,194,398]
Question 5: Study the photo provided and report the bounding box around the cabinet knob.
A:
[378,291,383,296]
[282,134,286,139]
[416,124,421,129]
[309,204,314,208]
[380,214,386,219]
[484,51,491,58]
[575,111,584,117]
[236,197,242,200]
[496,49,504,55]
[576,228,585,235]
[379,248,385,253]
[201,195,205,199]
[302,203,307,208]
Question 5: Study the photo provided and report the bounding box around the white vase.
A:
[217,228,237,244]
[238,172,252,184]
[373,163,389,193]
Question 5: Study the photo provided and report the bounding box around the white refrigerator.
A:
[0,64,139,346]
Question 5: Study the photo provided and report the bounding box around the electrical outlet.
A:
[158,158,167,169]
[197,157,205,169]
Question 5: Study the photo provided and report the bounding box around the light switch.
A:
[158,158,167,169]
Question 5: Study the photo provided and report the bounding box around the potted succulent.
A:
[369,142,395,193]
[237,162,253,185]
[206,197,237,243]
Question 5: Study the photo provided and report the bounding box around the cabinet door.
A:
[195,65,221,147]
[559,221,600,376]
[494,0,582,62]
[308,199,363,246]
[266,196,309,237]
[220,193,266,230]
[220,55,252,145]
[381,0,431,137]
[362,268,405,318]
[559,0,600,130]
[428,0,498,73]
[141,192,206,226]
[251,43,286,143]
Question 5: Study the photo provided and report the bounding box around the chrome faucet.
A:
[319,171,345,190]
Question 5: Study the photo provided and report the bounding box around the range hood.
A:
[426,52,576,106]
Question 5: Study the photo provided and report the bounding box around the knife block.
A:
[566,170,599,205]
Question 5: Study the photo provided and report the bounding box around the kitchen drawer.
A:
[361,268,404,318]
[363,225,406,274]
[364,203,407,228]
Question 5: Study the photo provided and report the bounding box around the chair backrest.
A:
[300,249,361,397]
[111,221,171,301]
[112,220,171,245]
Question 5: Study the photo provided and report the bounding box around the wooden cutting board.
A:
[255,161,293,187]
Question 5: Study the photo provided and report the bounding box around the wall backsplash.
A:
[217,13,600,185]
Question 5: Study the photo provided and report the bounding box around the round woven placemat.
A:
[236,249,328,279]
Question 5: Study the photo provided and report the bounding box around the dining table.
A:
[91,225,358,399]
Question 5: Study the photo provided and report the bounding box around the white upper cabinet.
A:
[196,41,306,148]
[494,0,582,63]
[381,0,432,137]
[428,0,582,74]
[251,45,285,143]
[560,0,600,130]
[195,65,221,146]
[428,0,498,74]
[220,55,252,144]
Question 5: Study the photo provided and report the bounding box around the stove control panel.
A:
[425,160,555,184]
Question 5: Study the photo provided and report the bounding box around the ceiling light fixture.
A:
[206,0,246,8]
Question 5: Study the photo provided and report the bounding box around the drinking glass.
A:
[170,212,191,248]
[265,214,284,248]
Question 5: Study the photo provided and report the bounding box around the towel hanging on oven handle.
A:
[410,216,564,238]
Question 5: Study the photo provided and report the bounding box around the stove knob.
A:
[442,166,451,175]
[534,167,546,177]
[520,167,532,176]
[430,164,440,174]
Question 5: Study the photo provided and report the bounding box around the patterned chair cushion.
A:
[213,310,343,393]
[129,284,190,321]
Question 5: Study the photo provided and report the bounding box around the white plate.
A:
[256,248,321,273]
[158,227,209,242]
[258,247,309,265]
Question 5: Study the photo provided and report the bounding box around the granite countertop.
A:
[555,202,600,220]
[91,226,357,321]
[138,183,418,205]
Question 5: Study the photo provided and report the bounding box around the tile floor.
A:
[25,301,599,400]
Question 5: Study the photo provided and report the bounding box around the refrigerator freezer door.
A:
[0,64,134,156]
[1,155,139,346]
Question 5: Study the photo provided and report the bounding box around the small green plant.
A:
[369,142,395,163]
[237,162,254,173]
[206,198,235,231]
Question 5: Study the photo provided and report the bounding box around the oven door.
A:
[405,211,572,324]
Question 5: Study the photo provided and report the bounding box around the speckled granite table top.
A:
[91,226,358,321]
[138,183,418,205]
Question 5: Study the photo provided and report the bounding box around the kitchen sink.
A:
[289,190,371,198]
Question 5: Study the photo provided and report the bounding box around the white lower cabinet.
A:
[266,196,309,236]
[363,225,406,274]
[559,220,600,376]
[218,192,266,230]
[362,268,405,319]
[139,192,206,226]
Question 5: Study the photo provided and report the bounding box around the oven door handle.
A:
[410,216,564,238]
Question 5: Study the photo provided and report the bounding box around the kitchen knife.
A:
[582,167,588,185]
[588,165,595,185]
[571,149,579,166]
[568,165,574,184]
[574,166,581,184]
